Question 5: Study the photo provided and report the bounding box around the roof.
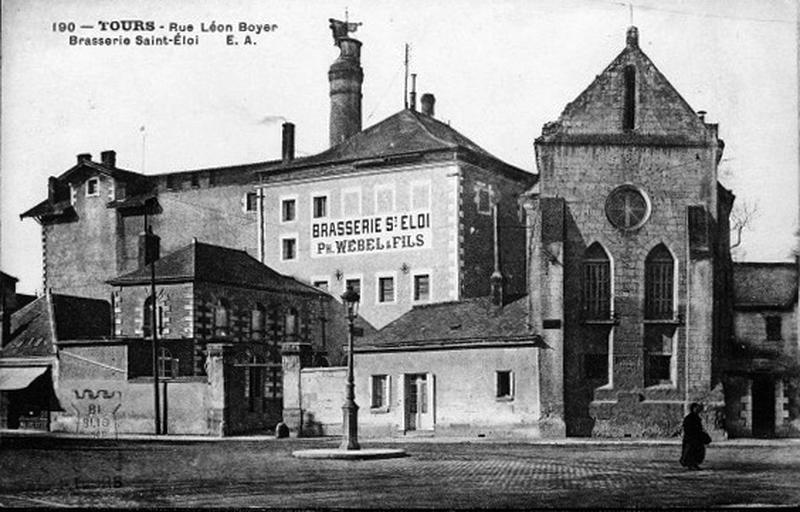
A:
[537,27,710,146]
[356,295,543,351]
[1,271,19,284]
[733,262,798,309]
[108,241,324,296]
[261,109,535,184]
[1,293,110,358]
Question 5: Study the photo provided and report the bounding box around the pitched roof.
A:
[537,27,709,146]
[1,271,19,284]
[262,109,535,183]
[733,262,798,309]
[356,295,543,351]
[108,241,324,295]
[1,293,110,358]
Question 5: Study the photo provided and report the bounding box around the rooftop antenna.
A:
[139,125,146,173]
[404,43,410,109]
[629,3,634,25]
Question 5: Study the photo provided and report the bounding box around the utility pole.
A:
[143,202,161,435]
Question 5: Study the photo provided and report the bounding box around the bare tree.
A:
[730,200,758,257]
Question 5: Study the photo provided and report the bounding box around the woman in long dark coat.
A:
[680,403,707,470]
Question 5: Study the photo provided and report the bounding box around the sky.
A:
[1,0,797,294]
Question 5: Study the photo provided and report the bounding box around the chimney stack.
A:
[328,19,364,147]
[409,74,417,111]
[282,122,295,163]
[697,110,707,122]
[421,93,435,117]
[77,153,92,164]
[626,26,639,48]
[101,150,116,168]
[48,176,58,203]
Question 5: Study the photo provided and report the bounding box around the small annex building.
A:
[0,291,109,431]
[299,293,547,437]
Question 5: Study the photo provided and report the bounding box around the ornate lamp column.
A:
[340,286,360,450]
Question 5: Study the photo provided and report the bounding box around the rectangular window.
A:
[378,276,395,303]
[166,174,178,191]
[312,195,328,218]
[644,325,675,386]
[86,178,99,197]
[208,171,218,186]
[281,238,297,261]
[766,316,782,341]
[281,198,296,222]
[411,181,430,210]
[342,188,361,217]
[496,370,513,399]
[245,192,258,212]
[313,280,329,292]
[249,366,263,412]
[345,278,361,296]
[413,274,430,302]
[375,185,395,214]
[584,260,611,320]
[477,188,492,214]
[623,65,636,131]
[190,173,200,188]
[371,375,388,409]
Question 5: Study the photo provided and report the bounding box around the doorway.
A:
[751,375,775,438]
[404,374,433,431]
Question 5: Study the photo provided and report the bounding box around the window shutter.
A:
[427,373,436,425]
[397,374,405,431]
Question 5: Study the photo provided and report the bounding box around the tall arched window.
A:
[583,243,611,320]
[143,296,161,338]
[284,307,298,339]
[623,65,636,131]
[251,303,266,341]
[645,244,674,320]
[214,298,231,337]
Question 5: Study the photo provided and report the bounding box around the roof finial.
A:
[626,26,639,48]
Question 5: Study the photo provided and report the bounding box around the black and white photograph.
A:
[1,0,798,508]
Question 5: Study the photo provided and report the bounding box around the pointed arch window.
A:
[583,243,611,320]
[213,298,231,337]
[645,244,674,320]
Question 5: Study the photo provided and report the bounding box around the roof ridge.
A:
[404,109,461,150]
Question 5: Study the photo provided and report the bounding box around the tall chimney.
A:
[282,122,295,163]
[409,74,417,111]
[490,203,504,312]
[328,20,363,147]
[101,150,116,168]
[48,176,59,203]
[421,93,435,117]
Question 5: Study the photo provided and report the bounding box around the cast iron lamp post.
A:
[340,286,360,450]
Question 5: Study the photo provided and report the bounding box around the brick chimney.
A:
[328,21,363,147]
[77,153,92,164]
[626,26,638,48]
[101,150,116,168]
[421,93,435,117]
[282,122,295,163]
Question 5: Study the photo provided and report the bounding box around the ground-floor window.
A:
[496,370,514,399]
[644,324,676,386]
[370,375,389,409]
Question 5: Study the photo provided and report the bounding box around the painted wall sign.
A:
[310,211,432,257]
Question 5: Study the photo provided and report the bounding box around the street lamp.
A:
[340,286,360,450]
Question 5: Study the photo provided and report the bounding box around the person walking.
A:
[680,402,710,470]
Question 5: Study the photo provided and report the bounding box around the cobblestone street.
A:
[1,437,799,508]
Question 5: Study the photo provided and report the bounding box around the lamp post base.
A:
[341,400,360,450]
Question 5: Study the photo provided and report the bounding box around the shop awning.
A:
[0,366,48,390]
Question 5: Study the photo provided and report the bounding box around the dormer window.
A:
[86,178,99,197]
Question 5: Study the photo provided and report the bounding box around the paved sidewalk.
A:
[3,428,799,447]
